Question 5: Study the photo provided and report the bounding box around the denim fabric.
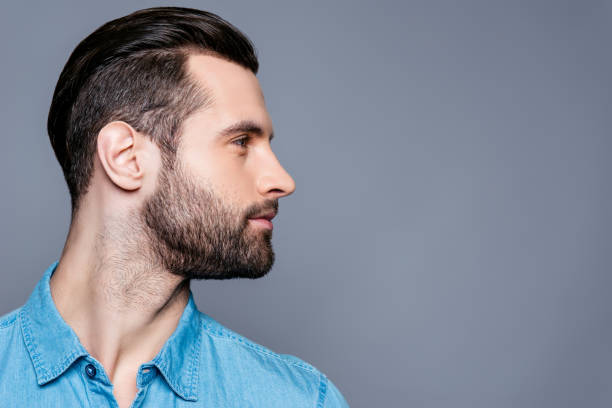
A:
[0,261,349,407]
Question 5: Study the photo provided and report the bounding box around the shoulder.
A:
[0,307,33,391]
[198,311,320,377]
[0,307,29,356]
[200,312,318,372]
[0,307,20,330]
[0,307,33,364]
[0,307,26,355]
[196,311,349,407]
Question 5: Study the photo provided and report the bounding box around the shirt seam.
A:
[19,307,49,380]
[151,311,202,401]
[44,349,86,383]
[316,373,329,408]
[200,320,318,375]
[188,314,202,400]
[0,309,19,329]
[154,358,189,399]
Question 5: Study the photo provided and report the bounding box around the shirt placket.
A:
[129,364,158,408]
[78,358,159,408]
[79,357,118,408]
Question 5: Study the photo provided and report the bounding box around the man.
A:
[0,7,348,408]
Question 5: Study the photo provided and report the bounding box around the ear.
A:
[96,121,145,191]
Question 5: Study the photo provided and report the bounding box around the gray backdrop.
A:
[1,1,610,407]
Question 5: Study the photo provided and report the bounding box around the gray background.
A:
[1,0,610,407]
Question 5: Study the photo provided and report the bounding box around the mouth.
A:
[250,211,276,221]
[248,211,276,230]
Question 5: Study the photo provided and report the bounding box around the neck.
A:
[49,208,190,383]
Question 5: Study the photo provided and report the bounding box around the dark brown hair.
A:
[47,7,259,216]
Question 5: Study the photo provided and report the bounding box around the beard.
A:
[139,155,278,280]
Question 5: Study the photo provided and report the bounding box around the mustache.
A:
[244,199,278,220]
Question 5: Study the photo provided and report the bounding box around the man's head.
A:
[47,7,295,279]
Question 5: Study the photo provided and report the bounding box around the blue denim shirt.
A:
[0,261,349,407]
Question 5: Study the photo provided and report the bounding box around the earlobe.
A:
[96,121,144,191]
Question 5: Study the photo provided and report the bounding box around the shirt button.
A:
[85,364,97,378]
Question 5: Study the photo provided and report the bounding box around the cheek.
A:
[206,156,257,197]
[179,146,258,211]
[216,172,256,213]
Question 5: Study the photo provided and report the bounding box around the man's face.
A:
[140,54,295,279]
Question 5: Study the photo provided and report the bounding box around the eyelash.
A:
[232,135,250,149]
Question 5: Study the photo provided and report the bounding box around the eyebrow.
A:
[217,120,274,142]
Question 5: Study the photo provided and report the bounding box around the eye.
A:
[232,135,250,149]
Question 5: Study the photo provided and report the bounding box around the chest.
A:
[112,381,139,408]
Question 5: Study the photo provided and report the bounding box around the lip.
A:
[249,211,276,221]
[249,218,273,230]
[247,210,276,230]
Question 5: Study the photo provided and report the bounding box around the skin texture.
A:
[48,54,295,408]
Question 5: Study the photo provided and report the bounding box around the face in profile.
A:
[140,54,295,280]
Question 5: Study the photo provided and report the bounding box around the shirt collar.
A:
[20,260,203,401]
[19,260,88,385]
[152,287,202,401]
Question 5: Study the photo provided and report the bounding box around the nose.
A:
[256,150,296,199]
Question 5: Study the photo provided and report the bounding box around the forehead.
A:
[184,53,272,132]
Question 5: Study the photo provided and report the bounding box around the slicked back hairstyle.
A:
[47,7,259,217]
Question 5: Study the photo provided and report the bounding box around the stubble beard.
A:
[139,155,277,280]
